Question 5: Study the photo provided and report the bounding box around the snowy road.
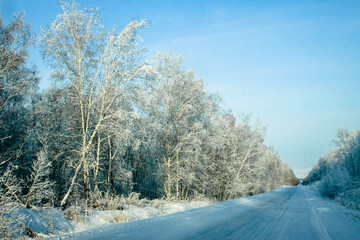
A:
[56,186,360,240]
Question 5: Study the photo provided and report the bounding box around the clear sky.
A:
[1,0,360,178]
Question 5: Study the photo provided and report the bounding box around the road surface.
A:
[54,186,360,239]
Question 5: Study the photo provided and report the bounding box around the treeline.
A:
[303,129,360,209]
[0,0,298,225]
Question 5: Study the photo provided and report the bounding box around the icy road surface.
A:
[55,186,360,240]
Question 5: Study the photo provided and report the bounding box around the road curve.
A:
[56,186,360,240]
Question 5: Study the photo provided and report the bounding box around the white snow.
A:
[46,186,360,240]
[11,199,212,238]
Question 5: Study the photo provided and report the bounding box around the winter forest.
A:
[0,1,300,238]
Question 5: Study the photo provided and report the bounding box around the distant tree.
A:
[203,112,298,200]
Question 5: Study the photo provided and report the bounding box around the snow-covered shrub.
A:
[150,198,167,211]
[113,213,131,223]
[63,206,86,223]
[88,191,148,210]
[150,200,171,214]
[318,166,351,199]
[104,195,125,210]
[88,192,125,210]
[0,165,24,239]
[191,192,210,202]
[306,129,360,210]
[0,214,20,239]
[335,181,360,210]
[122,192,149,207]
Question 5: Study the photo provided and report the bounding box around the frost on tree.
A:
[40,1,153,206]
[24,149,54,208]
[0,11,39,239]
[304,129,360,209]
[0,1,300,220]
[136,53,214,200]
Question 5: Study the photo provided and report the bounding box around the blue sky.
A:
[1,0,360,177]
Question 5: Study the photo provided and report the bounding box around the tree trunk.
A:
[165,156,172,199]
[60,161,82,207]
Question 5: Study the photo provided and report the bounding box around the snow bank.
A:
[13,200,213,238]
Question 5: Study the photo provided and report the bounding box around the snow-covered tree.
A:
[204,114,264,200]
[305,129,360,209]
[40,1,152,206]
[24,149,54,208]
[0,12,37,112]
[135,53,213,199]
[203,112,298,200]
[0,11,38,174]
[0,1,300,215]
[0,164,23,239]
[30,86,81,205]
[0,11,38,237]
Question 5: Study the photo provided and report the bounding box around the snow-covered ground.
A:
[12,198,212,238]
[48,186,360,240]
